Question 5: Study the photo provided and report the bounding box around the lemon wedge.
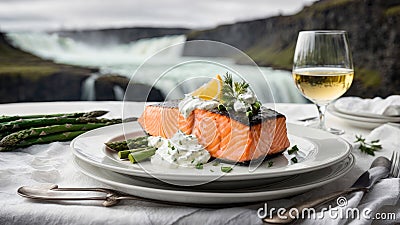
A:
[191,74,223,101]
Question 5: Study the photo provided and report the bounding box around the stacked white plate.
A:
[70,122,354,205]
[328,104,400,129]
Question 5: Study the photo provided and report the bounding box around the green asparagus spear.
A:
[0,123,112,147]
[0,130,86,151]
[127,136,149,149]
[118,147,155,159]
[105,140,129,151]
[81,111,109,118]
[0,131,12,140]
[105,136,148,151]
[0,117,123,133]
[0,111,108,123]
[128,148,157,163]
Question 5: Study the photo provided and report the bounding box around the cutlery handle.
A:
[263,187,367,224]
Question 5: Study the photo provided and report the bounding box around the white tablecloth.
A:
[0,102,399,225]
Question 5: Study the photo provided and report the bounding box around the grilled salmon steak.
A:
[138,101,290,163]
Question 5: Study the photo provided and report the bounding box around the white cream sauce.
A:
[149,131,210,168]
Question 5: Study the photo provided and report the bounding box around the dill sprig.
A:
[354,135,382,156]
[221,73,236,109]
[220,72,261,117]
[233,80,249,95]
[224,72,233,87]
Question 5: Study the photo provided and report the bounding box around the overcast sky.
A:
[0,0,316,31]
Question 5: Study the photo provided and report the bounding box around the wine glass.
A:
[292,30,354,134]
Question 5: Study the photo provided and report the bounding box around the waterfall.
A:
[113,85,125,101]
[6,32,306,103]
[6,32,186,67]
[7,32,187,101]
[81,73,99,101]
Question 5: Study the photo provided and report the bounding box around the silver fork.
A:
[389,151,400,178]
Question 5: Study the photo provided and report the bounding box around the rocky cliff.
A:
[0,32,93,102]
[0,32,164,103]
[184,0,400,98]
[95,75,164,101]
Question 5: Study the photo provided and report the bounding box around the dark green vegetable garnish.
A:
[354,135,381,156]
[288,145,299,155]
[195,163,203,169]
[221,166,233,173]
[218,104,226,111]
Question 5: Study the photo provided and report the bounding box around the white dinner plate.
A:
[332,104,400,121]
[70,121,352,185]
[327,105,396,129]
[73,154,354,204]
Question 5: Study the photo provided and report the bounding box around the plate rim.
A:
[70,122,352,181]
[328,106,385,129]
[330,104,400,122]
[73,154,355,203]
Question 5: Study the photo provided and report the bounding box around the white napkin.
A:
[295,124,400,225]
[360,123,400,151]
[304,124,400,224]
[334,96,400,116]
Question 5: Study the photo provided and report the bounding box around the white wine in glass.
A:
[293,31,354,134]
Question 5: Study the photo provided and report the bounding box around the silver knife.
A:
[263,156,391,224]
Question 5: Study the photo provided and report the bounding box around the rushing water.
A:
[6,32,306,103]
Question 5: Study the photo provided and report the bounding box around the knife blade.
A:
[263,156,391,224]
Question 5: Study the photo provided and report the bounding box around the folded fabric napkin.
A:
[263,124,400,225]
[334,95,400,116]
[328,124,400,224]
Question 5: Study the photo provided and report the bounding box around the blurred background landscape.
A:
[0,0,399,103]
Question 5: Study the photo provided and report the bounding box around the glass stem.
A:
[316,104,328,130]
